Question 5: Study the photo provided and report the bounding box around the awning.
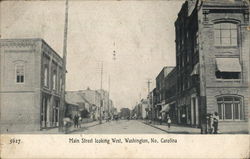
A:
[191,63,199,75]
[160,104,170,113]
[216,58,241,72]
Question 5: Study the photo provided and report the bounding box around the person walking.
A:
[78,116,82,128]
[73,115,77,128]
[207,113,214,134]
[167,117,171,128]
[159,115,162,125]
[213,112,219,134]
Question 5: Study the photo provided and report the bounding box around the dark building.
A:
[164,67,178,123]
[174,0,249,132]
[155,67,175,121]
[120,108,131,119]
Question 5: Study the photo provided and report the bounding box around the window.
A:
[215,58,241,80]
[215,72,240,79]
[16,64,25,83]
[59,76,63,92]
[217,96,243,120]
[44,67,48,87]
[52,72,56,90]
[214,23,238,46]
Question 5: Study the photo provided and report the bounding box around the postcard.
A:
[0,0,249,158]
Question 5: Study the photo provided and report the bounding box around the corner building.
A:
[0,39,64,132]
[175,0,249,132]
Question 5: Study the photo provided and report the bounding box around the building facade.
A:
[79,88,101,120]
[0,39,64,132]
[174,0,249,132]
[155,66,175,121]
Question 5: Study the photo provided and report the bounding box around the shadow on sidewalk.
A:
[142,121,200,134]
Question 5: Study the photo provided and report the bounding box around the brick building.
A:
[164,67,178,123]
[0,39,65,132]
[155,66,175,121]
[174,0,249,132]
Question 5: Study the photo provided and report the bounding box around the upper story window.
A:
[215,58,241,80]
[59,76,63,93]
[52,72,57,90]
[16,64,25,83]
[214,23,238,47]
[217,96,243,120]
[44,66,48,87]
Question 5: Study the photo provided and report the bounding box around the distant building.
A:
[65,101,79,120]
[120,108,130,119]
[79,88,101,120]
[97,89,110,117]
[65,91,92,118]
[140,99,149,119]
[0,39,65,132]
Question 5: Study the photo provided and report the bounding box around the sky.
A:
[1,0,184,109]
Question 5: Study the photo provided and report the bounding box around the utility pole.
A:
[99,62,103,124]
[59,0,69,132]
[108,75,110,118]
[146,79,152,122]
[147,79,152,96]
[198,8,207,134]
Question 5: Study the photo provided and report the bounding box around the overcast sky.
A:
[1,0,184,110]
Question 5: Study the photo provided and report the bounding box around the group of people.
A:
[158,115,172,128]
[158,112,219,133]
[73,114,82,128]
[207,112,219,134]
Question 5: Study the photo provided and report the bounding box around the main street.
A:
[71,120,167,134]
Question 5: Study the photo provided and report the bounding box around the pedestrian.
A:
[181,113,186,124]
[79,116,82,128]
[73,115,77,128]
[159,115,162,125]
[213,112,219,134]
[207,113,213,134]
[167,117,171,128]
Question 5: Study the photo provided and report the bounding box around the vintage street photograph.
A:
[0,0,249,135]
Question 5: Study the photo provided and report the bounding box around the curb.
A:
[142,122,169,133]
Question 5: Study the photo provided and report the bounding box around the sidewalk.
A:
[143,120,200,134]
[30,120,101,134]
[65,120,101,134]
[142,120,249,134]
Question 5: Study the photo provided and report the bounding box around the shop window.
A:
[214,23,238,46]
[217,96,243,120]
[15,64,25,83]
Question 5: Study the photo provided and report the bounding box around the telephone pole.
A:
[146,79,152,121]
[99,62,103,124]
[59,0,69,132]
[108,75,110,117]
[146,79,152,97]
